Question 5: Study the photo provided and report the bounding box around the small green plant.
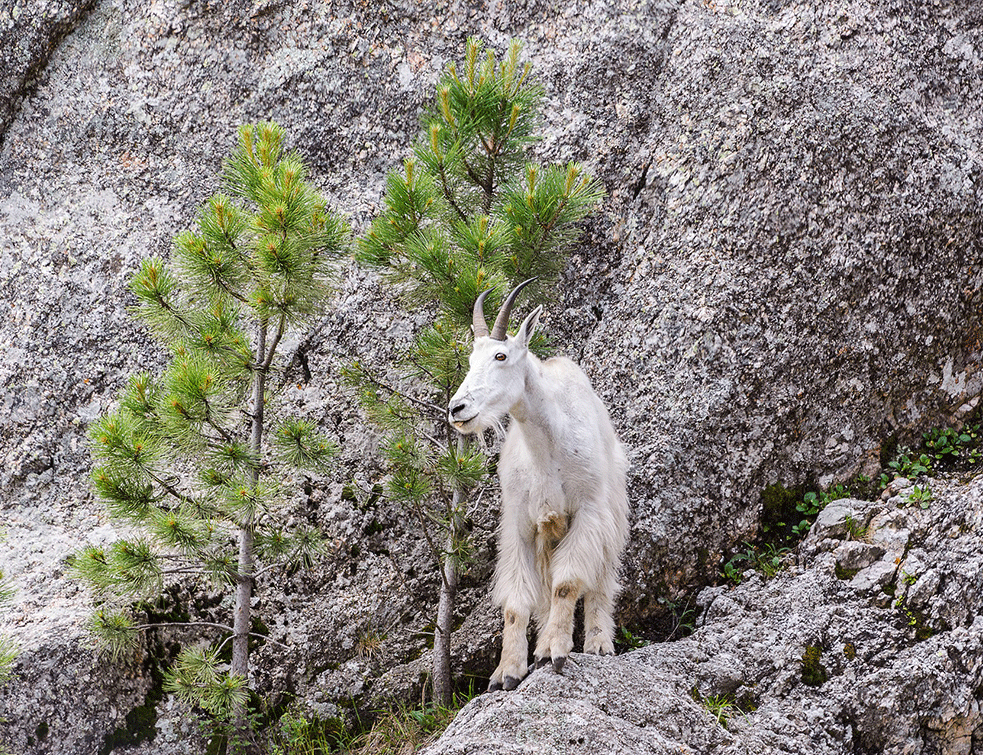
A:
[615,625,648,650]
[353,684,479,755]
[882,421,982,488]
[722,557,743,585]
[888,450,933,478]
[843,514,868,541]
[906,484,933,508]
[656,595,697,641]
[758,543,789,577]
[893,593,934,641]
[700,694,734,727]
[791,484,851,536]
[894,593,917,622]
[267,709,356,755]
[723,542,790,584]
[923,426,978,462]
[0,563,16,686]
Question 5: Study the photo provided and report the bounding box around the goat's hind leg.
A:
[583,568,618,656]
[536,507,614,671]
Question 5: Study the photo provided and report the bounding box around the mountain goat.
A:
[448,279,629,691]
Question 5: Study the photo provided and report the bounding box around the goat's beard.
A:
[472,417,506,453]
[452,412,506,443]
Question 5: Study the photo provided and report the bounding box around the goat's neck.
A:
[508,355,559,453]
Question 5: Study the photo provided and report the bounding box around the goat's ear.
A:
[516,306,543,348]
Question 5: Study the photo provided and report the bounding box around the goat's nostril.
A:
[451,403,467,417]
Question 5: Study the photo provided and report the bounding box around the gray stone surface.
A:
[0,1,97,136]
[0,0,982,752]
[423,476,983,755]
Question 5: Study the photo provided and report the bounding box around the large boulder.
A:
[0,0,981,751]
[422,475,983,754]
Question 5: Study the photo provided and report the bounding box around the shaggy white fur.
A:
[449,299,629,691]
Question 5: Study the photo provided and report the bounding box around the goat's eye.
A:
[495,352,507,362]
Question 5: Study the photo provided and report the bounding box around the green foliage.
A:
[722,542,790,584]
[615,625,649,650]
[842,514,868,541]
[756,418,980,566]
[267,709,356,755]
[700,694,735,727]
[905,484,933,509]
[892,588,935,642]
[353,684,479,755]
[888,451,934,479]
[790,485,849,537]
[87,609,140,662]
[760,479,861,553]
[923,424,982,465]
[0,559,16,686]
[74,122,349,726]
[165,647,250,719]
[355,36,603,330]
[886,421,982,480]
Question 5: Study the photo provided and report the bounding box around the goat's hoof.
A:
[503,675,522,691]
[552,655,567,674]
[488,679,503,692]
[534,656,550,669]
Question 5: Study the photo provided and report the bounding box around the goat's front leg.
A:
[488,605,530,691]
[533,579,582,673]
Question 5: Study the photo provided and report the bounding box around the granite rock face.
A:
[0,0,981,752]
[422,476,983,755]
[0,1,97,135]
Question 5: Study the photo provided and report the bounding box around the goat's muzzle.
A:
[448,398,479,432]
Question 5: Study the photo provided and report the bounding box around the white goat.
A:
[448,279,629,691]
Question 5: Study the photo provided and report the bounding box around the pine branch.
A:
[148,471,199,508]
[408,490,451,590]
[252,560,287,579]
[437,164,469,223]
[129,621,290,649]
[361,366,448,419]
[261,313,288,372]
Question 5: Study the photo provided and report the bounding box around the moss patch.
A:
[800,645,829,687]
[834,564,860,580]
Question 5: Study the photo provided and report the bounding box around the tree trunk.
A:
[433,538,459,707]
[231,526,254,679]
[433,435,468,707]
[232,321,267,684]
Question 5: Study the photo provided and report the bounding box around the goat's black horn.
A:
[490,277,538,341]
[472,288,494,339]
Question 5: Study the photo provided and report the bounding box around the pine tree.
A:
[349,38,604,705]
[73,122,349,732]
